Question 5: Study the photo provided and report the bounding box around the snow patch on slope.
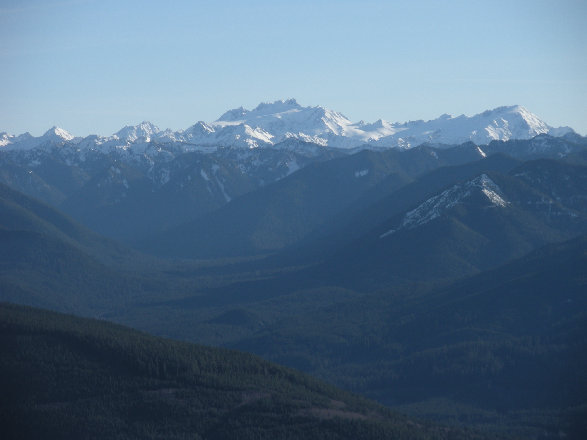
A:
[380,174,508,237]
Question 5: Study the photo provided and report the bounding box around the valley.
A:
[1,103,586,439]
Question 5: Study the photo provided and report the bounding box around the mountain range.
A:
[0,100,575,152]
[1,101,587,439]
[1,100,584,244]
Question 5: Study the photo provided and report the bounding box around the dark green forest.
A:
[0,303,492,440]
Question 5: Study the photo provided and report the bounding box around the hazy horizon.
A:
[1,0,586,136]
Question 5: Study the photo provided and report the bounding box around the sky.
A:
[1,0,586,136]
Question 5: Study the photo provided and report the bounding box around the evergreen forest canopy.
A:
[0,302,492,440]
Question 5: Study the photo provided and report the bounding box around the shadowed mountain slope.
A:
[231,236,587,439]
[140,144,486,259]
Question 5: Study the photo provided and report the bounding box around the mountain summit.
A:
[114,121,160,142]
[217,98,302,121]
[42,126,75,142]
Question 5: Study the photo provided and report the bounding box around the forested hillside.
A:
[0,303,491,440]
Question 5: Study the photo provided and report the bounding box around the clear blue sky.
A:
[1,0,585,136]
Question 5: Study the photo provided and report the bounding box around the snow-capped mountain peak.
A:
[0,132,12,147]
[477,105,550,140]
[43,126,75,142]
[183,121,216,137]
[0,127,74,150]
[367,105,564,149]
[213,100,358,147]
[251,98,302,115]
[114,121,160,142]
[217,99,304,125]
[380,174,508,237]
[217,106,249,122]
